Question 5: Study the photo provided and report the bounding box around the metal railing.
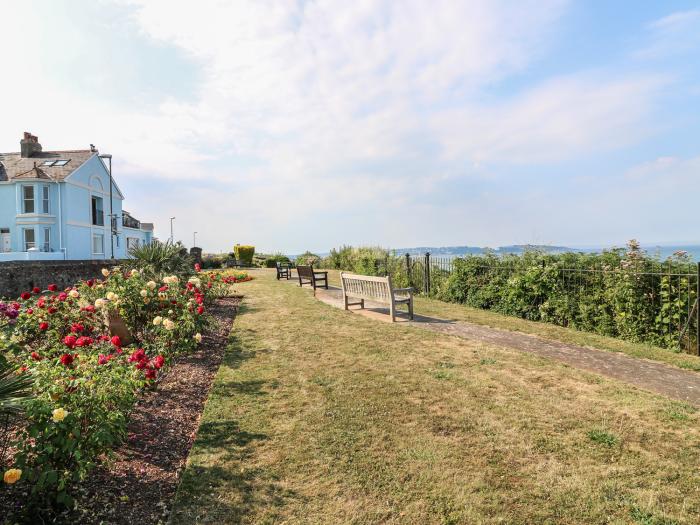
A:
[400,252,699,355]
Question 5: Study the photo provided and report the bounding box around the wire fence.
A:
[400,253,699,355]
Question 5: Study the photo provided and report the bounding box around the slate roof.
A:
[0,150,95,182]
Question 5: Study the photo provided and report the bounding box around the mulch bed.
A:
[67,296,240,524]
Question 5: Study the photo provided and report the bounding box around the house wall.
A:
[0,155,152,261]
[61,155,124,260]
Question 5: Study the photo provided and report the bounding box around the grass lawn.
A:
[170,271,700,524]
[323,270,700,372]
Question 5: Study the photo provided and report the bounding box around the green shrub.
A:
[296,251,321,266]
[200,254,226,269]
[233,245,255,265]
[265,254,291,268]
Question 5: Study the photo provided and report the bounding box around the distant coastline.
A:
[392,244,700,261]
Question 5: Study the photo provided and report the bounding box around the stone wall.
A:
[0,260,123,299]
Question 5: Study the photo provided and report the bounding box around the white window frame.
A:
[41,184,50,214]
[23,228,35,251]
[22,185,35,214]
[42,227,50,252]
[92,233,104,255]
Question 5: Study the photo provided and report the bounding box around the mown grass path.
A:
[170,271,700,524]
[307,284,700,407]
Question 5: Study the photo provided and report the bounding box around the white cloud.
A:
[636,9,700,59]
[0,1,683,251]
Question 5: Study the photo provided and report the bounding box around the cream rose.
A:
[52,407,69,423]
[153,316,163,326]
[147,281,157,290]
[194,333,202,343]
[163,319,175,331]
[101,268,110,277]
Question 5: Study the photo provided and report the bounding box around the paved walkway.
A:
[287,280,700,406]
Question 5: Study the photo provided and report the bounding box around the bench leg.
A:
[344,295,349,310]
[408,297,414,320]
[389,300,395,322]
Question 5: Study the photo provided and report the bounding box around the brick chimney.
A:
[20,132,42,158]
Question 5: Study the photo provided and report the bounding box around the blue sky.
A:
[1,0,699,253]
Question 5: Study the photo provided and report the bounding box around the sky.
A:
[1,0,699,254]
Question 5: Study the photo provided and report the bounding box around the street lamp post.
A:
[170,217,176,244]
[193,231,197,248]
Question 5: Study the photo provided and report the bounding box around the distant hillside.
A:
[395,244,578,256]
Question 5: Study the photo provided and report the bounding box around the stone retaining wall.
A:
[0,260,123,299]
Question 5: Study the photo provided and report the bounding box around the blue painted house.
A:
[0,132,153,261]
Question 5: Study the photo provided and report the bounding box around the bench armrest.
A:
[393,287,414,294]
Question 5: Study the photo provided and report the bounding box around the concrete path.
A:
[289,280,700,406]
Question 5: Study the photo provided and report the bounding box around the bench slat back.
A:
[297,265,314,279]
[340,272,393,304]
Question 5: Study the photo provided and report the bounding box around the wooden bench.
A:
[297,265,328,290]
[340,272,414,322]
[276,262,292,280]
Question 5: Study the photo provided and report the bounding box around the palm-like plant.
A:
[0,357,33,417]
[125,240,194,279]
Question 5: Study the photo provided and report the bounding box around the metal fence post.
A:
[405,253,411,287]
[424,252,431,295]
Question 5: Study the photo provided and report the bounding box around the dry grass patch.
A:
[170,271,700,524]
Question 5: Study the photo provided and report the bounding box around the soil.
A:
[69,296,240,524]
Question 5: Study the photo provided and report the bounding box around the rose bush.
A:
[0,265,251,517]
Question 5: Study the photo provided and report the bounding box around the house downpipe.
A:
[99,153,114,259]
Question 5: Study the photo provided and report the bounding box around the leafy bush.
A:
[0,265,238,518]
[233,245,255,265]
[200,254,226,269]
[296,251,321,266]
[264,254,291,268]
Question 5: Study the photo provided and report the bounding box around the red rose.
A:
[48,284,58,292]
[63,335,77,349]
[27,308,34,315]
[71,323,84,333]
[159,285,168,292]
[111,335,122,348]
[39,322,49,331]
[84,305,95,313]
[135,360,148,370]
[145,368,157,380]
[20,292,31,300]
[97,354,110,365]
[153,355,165,369]
[194,263,201,272]
[32,287,41,294]
[86,279,94,287]
[57,292,68,302]
[99,335,111,342]
[128,348,146,363]
[60,353,74,366]
[48,306,57,314]
[12,302,20,310]
[197,306,204,315]
[31,351,42,361]
[75,336,93,347]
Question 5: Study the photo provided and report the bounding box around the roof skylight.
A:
[40,159,69,167]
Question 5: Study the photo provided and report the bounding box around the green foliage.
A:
[0,265,232,517]
[437,243,697,352]
[587,428,619,447]
[126,240,194,279]
[0,357,33,417]
[264,254,291,268]
[200,254,226,269]
[296,251,321,267]
[233,245,255,265]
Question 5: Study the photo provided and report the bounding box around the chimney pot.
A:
[20,132,42,158]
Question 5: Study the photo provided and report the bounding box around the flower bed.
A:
[0,266,250,518]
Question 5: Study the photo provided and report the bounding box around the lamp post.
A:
[170,217,176,244]
[193,231,197,248]
[99,153,114,259]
